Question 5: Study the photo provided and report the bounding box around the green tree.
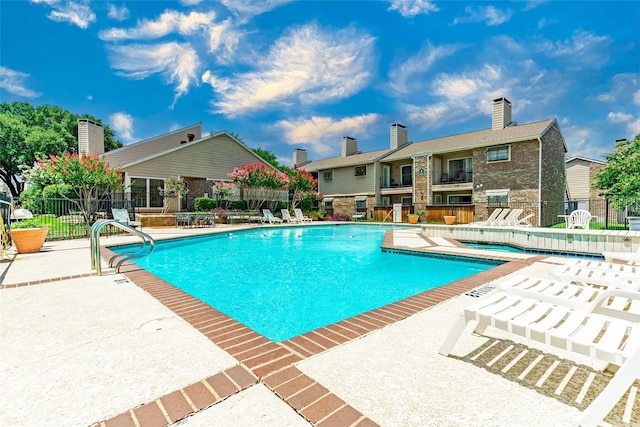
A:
[0,102,123,197]
[0,112,67,197]
[593,134,640,198]
[252,147,281,169]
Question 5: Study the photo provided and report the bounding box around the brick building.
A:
[300,98,568,226]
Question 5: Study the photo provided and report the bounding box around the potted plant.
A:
[8,219,49,254]
[444,206,457,225]
[408,210,424,224]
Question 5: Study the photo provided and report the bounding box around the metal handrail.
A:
[90,219,155,275]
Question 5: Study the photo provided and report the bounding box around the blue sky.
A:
[1,1,638,165]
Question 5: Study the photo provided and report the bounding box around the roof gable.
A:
[102,123,202,167]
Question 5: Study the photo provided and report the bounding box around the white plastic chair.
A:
[280,209,300,223]
[439,276,640,427]
[549,265,640,290]
[294,208,312,222]
[603,246,640,264]
[567,209,592,230]
[261,209,283,224]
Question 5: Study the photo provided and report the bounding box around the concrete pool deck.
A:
[1,223,638,426]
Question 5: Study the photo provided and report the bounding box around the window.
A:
[487,146,510,162]
[447,194,472,204]
[354,165,366,176]
[323,198,334,211]
[486,189,510,206]
[323,171,333,181]
[130,177,164,209]
[401,165,412,186]
[448,158,472,181]
[401,197,413,206]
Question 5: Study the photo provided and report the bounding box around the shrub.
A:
[43,184,75,215]
[328,213,350,221]
[19,187,45,215]
[194,197,216,212]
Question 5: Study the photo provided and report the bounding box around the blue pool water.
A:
[112,225,497,342]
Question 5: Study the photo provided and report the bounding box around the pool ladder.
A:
[90,219,155,276]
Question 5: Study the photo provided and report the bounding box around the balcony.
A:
[380,177,413,195]
[433,170,473,192]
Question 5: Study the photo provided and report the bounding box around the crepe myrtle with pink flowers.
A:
[228,164,290,210]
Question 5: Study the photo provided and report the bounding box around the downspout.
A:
[538,137,543,227]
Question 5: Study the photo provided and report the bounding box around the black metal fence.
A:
[8,197,137,241]
[510,197,640,228]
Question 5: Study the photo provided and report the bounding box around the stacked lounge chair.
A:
[440,264,640,427]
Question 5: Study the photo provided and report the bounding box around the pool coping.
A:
[87,228,546,427]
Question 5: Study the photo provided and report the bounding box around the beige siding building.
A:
[81,121,275,212]
[302,98,568,225]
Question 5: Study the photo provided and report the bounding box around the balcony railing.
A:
[436,170,473,185]
[380,178,412,189]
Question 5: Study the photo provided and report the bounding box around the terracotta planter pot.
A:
[9,227,49,253]
[444,215,456,225]
[408,215,419,224]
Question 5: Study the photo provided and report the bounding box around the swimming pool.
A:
[462,241,605,259]
[112,225,497,342]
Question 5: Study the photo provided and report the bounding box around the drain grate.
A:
[465,285,496,298]
[114,278,129,284]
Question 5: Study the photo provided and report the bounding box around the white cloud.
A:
[31,0,96,29]
[387,0,439,17]
[597,73,639,103]
[0,66,41,98]
[180,0,203,5]
[107,3,129,21]
[524,0,548,11]
[387,42,460,95]
[402,64,517,128]
[537,17,556,29]
[202,23,376,117]
[207,18,242,64]
[608,112,633,123]
[564,126,595,157]
[108,42,200,107]
[100,10,216,41]
[221,0,292,17]
[453,5,513,26]
[109,112,135,143]
[628,118,640,136]
[541,30,611,70]
[272,114,381,156]
[608,112,640,136]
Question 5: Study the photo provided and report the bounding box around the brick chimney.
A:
[390,123,407,149]
[293,148,307,167]
[77,119,104,156]
[492,97,512,130]
[342,136,357,157]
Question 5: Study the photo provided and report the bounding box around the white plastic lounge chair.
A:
[487,208,510,226]
[500,208,523,226]
[603,246,640,264]
[567,209,592,230]
[549,265,640,290]
[497,274,640,317]
[261,209,283,224]
[281,209,300,223]
[294,208,312,223]
[112,208,141,228]
[439,282,640,427]
[563,258,640,274]
[469,208,502,226]
[516,213,534,227]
